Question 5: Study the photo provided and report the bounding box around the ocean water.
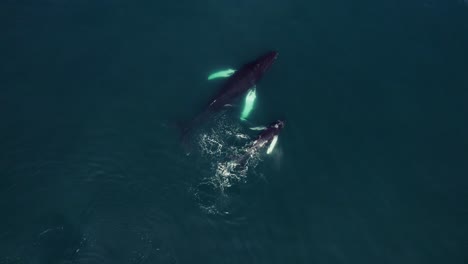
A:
[1,0,467,263]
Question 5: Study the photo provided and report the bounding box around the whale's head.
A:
[252,51,279,77]
[269,119,285,131]
[264,119,284,154]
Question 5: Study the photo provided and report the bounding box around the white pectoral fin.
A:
[249,126,267,131]
[266,135,279,155]
[207,69,236,80]
[240,88,257,121]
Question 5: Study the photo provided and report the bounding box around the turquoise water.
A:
[1,1,467,263]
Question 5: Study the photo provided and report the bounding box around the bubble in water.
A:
[192,116,263,213]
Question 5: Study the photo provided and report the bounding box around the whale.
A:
[207,69,258,121]
[235,119,285,166]
[179,51,278,144]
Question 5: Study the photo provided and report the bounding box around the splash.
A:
[197,121,255,189]
[193,117,264,214]
[198,133,224,156]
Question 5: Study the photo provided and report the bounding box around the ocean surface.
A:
[1,0,467,263]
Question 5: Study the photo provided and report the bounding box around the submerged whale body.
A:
[179,51,278,143]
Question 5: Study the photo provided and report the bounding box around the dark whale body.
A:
[180,51,278,141]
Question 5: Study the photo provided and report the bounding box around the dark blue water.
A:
[1,0,467,263]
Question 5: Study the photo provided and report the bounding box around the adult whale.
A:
[179,51,278,142]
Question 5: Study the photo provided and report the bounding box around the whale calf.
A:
[235,119,285,166]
